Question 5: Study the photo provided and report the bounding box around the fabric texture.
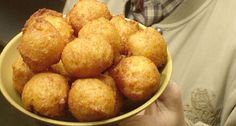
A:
[125,0,183,26]
[155,0,236,125]
[62,0,236,126]
[124,0,236,125]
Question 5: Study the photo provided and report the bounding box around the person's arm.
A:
[220,54,236,126]
[124,53,236,126]
[119,82,186,126]
[119,81,215,126]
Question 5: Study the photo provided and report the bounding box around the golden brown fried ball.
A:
[61,36,113,78]
[110,15,139,54]
[12,57,34,95]
[50,60,70,77]
[22,73,69,118]
[50,60,74,82]
[68,78,116,121]
[127,27,167,69]
[79,17,122,64]
[67,0,112,33]
[25,8,74,43]
[18,18,66,72]
[98,74,123,116]
[111,56,160,102]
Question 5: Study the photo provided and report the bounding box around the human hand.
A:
[119,81,185,126]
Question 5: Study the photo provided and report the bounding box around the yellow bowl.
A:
[0,32,172,126]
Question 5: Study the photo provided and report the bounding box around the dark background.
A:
[0,0,65,125]
[0,0,65,47]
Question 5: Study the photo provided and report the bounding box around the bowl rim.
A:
[0,32,172,126]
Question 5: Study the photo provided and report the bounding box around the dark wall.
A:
[0,0,65,125]
[0,0,65,46]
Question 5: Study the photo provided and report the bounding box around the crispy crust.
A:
[22,73,69,118]
[67,0,112,34]
[50,60,70,77]
[18,18,66,72]
[111,56,160,102]
[61,36,114,78]
[12,56,34,95]
[68,78,116,121]
[98,74,124,116]
[110,15,139,55]
[127,27,167,69]
[23,8,62,32]
[79,17,122,64]
[23,8,74,43]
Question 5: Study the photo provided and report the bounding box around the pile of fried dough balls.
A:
[12,0,167,122]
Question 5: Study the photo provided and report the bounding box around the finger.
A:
[158,81,183,112]
[119,115,157,126]
[144,102,160,115]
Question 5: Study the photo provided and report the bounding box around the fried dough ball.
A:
[67,0,111,33]
[68,78,116,121]
[111,56,160,101]
[22,73,69,118]
[79,17,121,64]
[50,60,73,82]
[18,18,66,72]
[61,36,113,77]
[98,75,123,116]
[127,27,167,69]
[25,8,74,43]
[110,15,139,54]
[50,60,70,77]
[12,57,34,95]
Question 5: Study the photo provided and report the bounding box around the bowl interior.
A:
[0,33,172,126]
